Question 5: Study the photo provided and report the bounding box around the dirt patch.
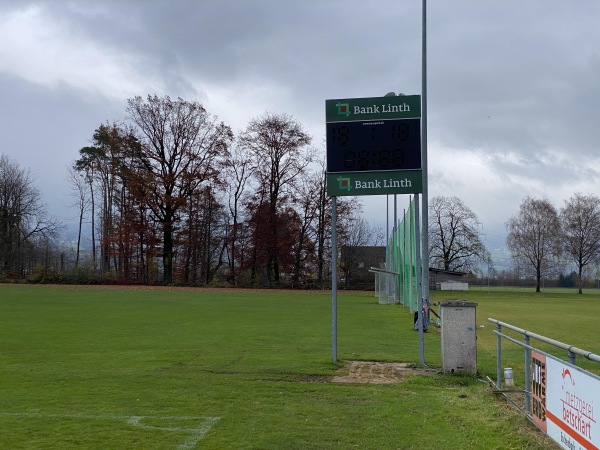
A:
[331,361,437,384]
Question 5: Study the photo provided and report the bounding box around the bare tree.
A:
[314,161,330,286]
[74,153,97,271]
[223,141,253,284]
[66,164,90,268]
[339,215,379,249]
[126,95,233,283]
[75,123,135,273]
[337,199,385,287]
[240,112,312,285]
[507,196,562,292]
[428,196,490,273]
[0,155,59,276]
[560,193,600,294]
[180,183,228,285]
[290,172,320,285]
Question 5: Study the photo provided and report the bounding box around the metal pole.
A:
[496,322,502,388]
[386,195,389,241]
[414,193,425,366]
[568,349,576,366]
[332,196,338,363]
[421,0,430,305]
[524,335,531,413]
[404,207,408,309]
[394,194,397,229]
[407,203,414,312]
[394,195,398,303]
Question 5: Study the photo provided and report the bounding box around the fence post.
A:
[496,322,502,388]
[524,335,531,415]
[568,349,576,366]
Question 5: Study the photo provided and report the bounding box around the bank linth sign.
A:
[325,95,422,197]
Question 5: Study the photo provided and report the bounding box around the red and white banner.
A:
[532,350,599,450]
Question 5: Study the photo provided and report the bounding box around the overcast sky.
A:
[1,1,599,264]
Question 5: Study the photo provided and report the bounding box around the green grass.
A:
[433,286,600,377]
[3,284,597,448]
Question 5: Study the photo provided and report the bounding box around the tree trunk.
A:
[268,202,279,285]
[162,211,174,283]
[138,205,147,283]
[76,204,83,268]
[89,179,97,272]
[292,228,306,285]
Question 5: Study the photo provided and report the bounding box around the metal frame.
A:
[487,318,600,421]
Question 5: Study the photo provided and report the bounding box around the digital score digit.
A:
[326,119,421,173]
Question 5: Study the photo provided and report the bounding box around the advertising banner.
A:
[325,95,423,196]
[326,170,422,197]
[532,350,600,450]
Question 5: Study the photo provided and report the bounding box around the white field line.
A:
[0,412,220,449]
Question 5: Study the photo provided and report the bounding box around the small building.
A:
[341,246,386,289]
[437,280,469,291]
[429,268,468,291]
[340,247,469,291]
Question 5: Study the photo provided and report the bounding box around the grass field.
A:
[2,284,598,449]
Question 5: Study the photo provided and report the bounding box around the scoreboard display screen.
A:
[326,118,421,173]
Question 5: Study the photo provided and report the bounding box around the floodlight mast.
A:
[388,0,429,365]
[421,0,430,316]
[415,194,425,366]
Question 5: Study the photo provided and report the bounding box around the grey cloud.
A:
[1,0,599,241]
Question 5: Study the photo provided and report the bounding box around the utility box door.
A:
[440,300,477,374]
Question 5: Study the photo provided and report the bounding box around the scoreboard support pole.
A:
[331,196,338,363]
[414,193,425,366]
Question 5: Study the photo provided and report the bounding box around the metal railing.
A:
[488,318,600,416]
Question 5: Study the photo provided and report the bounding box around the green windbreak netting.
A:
[375,197,418,311]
